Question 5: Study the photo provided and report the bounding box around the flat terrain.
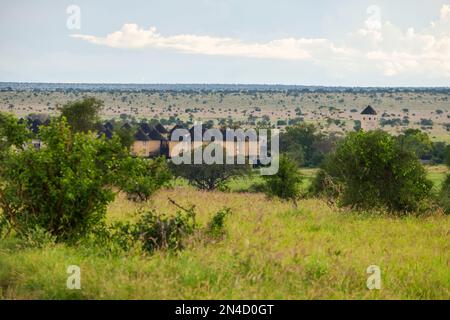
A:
[1,90,449,140]
[0,167,448,300]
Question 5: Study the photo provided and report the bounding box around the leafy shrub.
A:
[117,156,172,202]
[317,130,432,212]
[21,225,56,248]
[264,154,303,203]
[205,207,231,238]
[0,112,28,153]
[0,118,124,241]
[133,205,197,253]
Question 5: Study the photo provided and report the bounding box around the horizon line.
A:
[1,81,450,89]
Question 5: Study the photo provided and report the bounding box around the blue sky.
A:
[1,0,450,86]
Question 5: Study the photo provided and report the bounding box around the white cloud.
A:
[441,4,450,20]
[72,24,338,60]
[72,4,450,78]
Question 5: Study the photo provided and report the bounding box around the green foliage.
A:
[439,174,450,214]
[440,175,450,214]
[280,123,338,167]
[264,154,303,202]
[430,141,449,164]
[117,157,172,202]
[0,118,128,241]
[318,130,433,212]
[58,97,103,133]
[0,112,28,153]
[170,146,250,190]
[440,155,450,214]
[115,126,135,150]
[21,225,57,248]
[397,129,433,159]
[205,207,231,238]
[133,205,197,253]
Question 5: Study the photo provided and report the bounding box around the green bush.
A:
[264,154,303,203]
[117,156,172,202]
[21,225,57,248]
[317,130,432,212]
[205,207,231,238]
[133,205,197,253]
[90,206,232,255]
[0,118,127,241]
[0,112,28,153]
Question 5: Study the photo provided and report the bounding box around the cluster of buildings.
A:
[19,106,378,158]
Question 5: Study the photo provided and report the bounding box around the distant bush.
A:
[280,123,339,167]
[396,129,433,159]
[420,118,433,127]
[170,146,250,190]
[264,154,303,203]
[58,97,103,133]
[315,130,433,212]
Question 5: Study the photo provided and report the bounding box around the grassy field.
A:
[0,167,449,300]
[427,165,449,190]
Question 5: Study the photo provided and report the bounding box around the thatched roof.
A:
[134,128,150,141]
[148,127,167,141]
[361,105,377,115]
[139,122,152,134]
[155,123,168,134]
[121,122,131,130]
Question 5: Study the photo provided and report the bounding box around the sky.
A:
[1,0,450,86]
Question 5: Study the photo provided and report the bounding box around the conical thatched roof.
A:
[121,122,131,130]
[361,105,377,115]
[148,127,167,141]
[139,122,152,134]
[154,123,168,134]
[134,128,150,141]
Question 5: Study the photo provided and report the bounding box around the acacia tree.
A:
[170,146,250,190]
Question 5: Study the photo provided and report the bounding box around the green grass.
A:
[224,168,318,193]
[1,185,449,300]
[426,165,449,191]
